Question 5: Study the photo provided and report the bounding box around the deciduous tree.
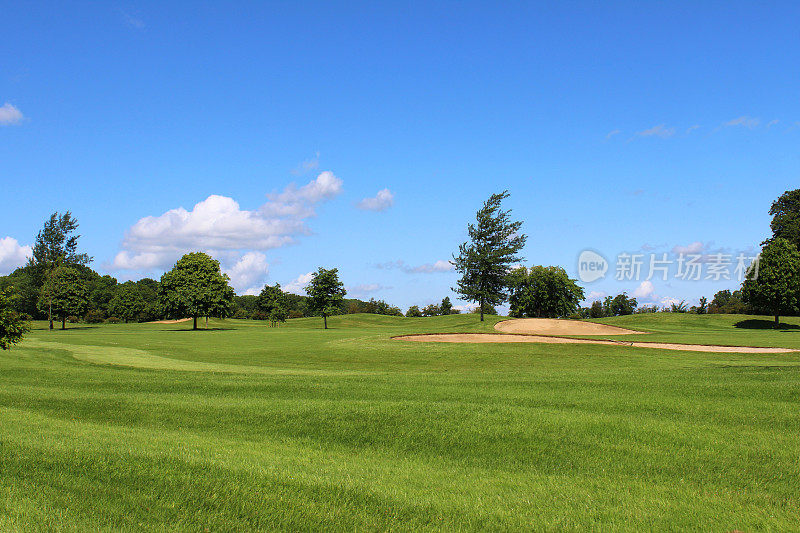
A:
[158,253,235,330]
[37,266,90,330]
[452,191,527,321]
[767,189,800,249]
[508,266,584,318]
[109,282,146,323]
[742,238,800,327]
[305,267,346,329]
[0,287,29,349]
[439,296,453,316]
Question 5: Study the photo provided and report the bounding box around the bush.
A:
[84,309,106,323]
[106,316,121,324]
[66,315,80,323]
[251,310,269,321]
[288,310,304,319]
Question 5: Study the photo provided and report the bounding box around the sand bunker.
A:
[149,318,192,324]
[395,318,796,353]
[494,318,645,335]
[394,333,796,353]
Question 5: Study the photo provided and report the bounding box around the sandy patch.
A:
[149,318,193,324]
[494,318,645,335]
[394,333,797,353]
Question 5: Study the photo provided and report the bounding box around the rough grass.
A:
[1,313,798,531]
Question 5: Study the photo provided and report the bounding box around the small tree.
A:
[742,238,800,327]
[28,212,92,329]
[508,266,585,318]
[422,304,440,317]
[440,296,453,316]
[109,282,146,323]
[158,253,235,330]
[611,293,637,316]
[37,266,90,330]
[0,287,30,349]
[406,305,422,318]
[305,267,346,329]
[589,300,604,318]
[697,296,708,314]
[258,283,288,327]
[452,191,527,321]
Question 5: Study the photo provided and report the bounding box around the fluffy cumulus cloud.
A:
[110,172,343,271]
[0,103,24,125]
[284,272,314,295]
[632,281,656,299]
[356,189,394,212]
[224,252,269,294]
[0,237,31,274]
[376,259,453,274]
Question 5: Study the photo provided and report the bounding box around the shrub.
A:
[106,316,121,324]
[251,310,269,321]
[84,309,106,323]
[66,315,80,324]
[288,310,304,319]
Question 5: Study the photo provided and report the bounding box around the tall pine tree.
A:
[452,191,527,321]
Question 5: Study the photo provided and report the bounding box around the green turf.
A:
[1,313,798,531]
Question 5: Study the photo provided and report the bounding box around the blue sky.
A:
[1,2,798,311]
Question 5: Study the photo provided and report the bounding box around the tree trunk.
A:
[323,314,328,330]
[48,294,53,331]
[775,314,780,329]
[480,300,484,322]
[205,316,208,329]
[193,316,198,330]
[61,317,66,330]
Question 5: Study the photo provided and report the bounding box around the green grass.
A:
[1,313,799,531]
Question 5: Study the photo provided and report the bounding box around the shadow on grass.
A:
[734,319,800,331]
[163,328,237,332]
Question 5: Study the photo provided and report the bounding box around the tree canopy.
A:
[305,267,346,329]
[0,287,29,349]
[158,252,235,330]
[28,212,92,329]
[767,189,800,249]
[258,283,289,327]
[508,266,584,318]
[452,191,527,321]
[37,266,90,330]
[109,281,147,323]
[742,238,800,327]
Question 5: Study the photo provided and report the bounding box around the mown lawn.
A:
[1,313,798,531]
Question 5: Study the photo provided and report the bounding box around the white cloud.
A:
[224,252,269,293]
[686,125,700,134]
[284,272,313,295]
[632,281,656,299]
[110,172,342,270]
[605,129,621,140]
[671,241,705,254]
[0,237,31,274]
[636,124,675,138]
[724,116,759,128]
[585,290,606,302]
[0,103,24,125]
[348,283,388,297]
[766,119,779,128]
[377,259,453,274]
[659,296,682,307]
[356,188,394,212]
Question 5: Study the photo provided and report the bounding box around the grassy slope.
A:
[0,314,798,531]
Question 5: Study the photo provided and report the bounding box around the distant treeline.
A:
[0,261,410,324]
